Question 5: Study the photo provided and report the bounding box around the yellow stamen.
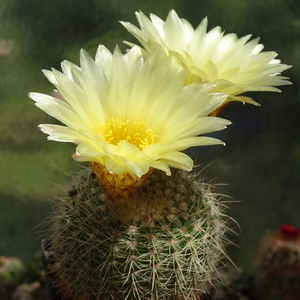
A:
[97,116,158,149]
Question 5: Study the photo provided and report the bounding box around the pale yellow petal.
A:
[32,44,231,179]
[121,10,292,103]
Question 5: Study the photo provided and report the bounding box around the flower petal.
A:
[121,10,292,105]
[31,44,230,178]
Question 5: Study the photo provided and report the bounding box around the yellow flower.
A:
[121,10,292,114]
[30,45,230,198]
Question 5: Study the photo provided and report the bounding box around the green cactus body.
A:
[46,168,231,300]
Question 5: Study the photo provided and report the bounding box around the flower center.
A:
[98,116,158,150]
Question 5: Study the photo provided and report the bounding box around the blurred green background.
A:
[0,0,299,273]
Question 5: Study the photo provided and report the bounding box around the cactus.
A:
[44,168,232,300]
[29,12,292,299]
[255,224,300,300]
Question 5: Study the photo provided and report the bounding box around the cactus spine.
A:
[45,168,232,300]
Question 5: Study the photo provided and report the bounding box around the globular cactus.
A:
[45,168,233,300]
[255,224,300,300]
